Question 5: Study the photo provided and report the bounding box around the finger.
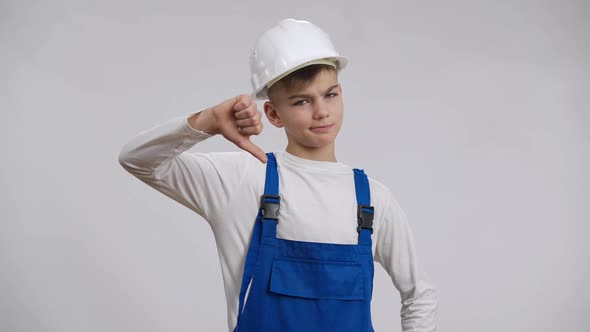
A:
[217,95,243,112]
[234,109,251,120]
[233,94,252,112]
[235,117,258,128]
[237,123,263,136]
[235,138,267,164]
[234,103,258,119]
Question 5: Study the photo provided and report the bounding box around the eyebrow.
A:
[287,84,340,100]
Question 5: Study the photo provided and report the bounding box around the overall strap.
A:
[235,152,280,328]
[353,168,374,247]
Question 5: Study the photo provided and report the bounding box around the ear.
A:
[264,101,284,128]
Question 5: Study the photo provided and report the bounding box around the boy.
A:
[119,18,437,331]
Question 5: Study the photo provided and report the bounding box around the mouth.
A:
[311,124,334,129]
[310,124,334,132]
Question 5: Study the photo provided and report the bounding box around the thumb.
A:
[234,137,267,164]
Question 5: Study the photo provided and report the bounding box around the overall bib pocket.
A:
[269,256,365,300]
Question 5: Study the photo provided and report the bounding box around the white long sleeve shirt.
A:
[118,111,438,331]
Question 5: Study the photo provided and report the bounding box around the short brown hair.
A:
[267,64,337,100]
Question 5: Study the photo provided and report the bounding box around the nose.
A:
[312,98,329,120]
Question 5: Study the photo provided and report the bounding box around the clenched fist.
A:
[189,94,267,164]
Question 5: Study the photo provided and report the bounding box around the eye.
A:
[293,100,308,106]
[326,92,338,98]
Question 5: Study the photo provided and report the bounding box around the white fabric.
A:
[118,111,438,331]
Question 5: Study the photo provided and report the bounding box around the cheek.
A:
[287,112,312,129]
[331,101,343,119]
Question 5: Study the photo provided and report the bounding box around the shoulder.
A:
[364,175,406,225]
[341,162,399,212]
[366,176,394,207]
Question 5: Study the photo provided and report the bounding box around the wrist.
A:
[188,108,219,135]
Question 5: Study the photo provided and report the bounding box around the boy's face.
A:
[263,69,343,152]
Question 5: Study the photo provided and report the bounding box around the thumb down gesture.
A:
[211,94,267,164]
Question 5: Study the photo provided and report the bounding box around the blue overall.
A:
[234,152,376,332]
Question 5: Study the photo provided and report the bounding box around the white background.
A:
[2,0,588,331]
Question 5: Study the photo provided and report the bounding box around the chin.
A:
[307,137,336,148]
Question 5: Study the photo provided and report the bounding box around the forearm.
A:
[399,277,438,332]
[375,190,438,331]
[118,111,213,179]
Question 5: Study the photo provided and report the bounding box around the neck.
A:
[285,142,337,162]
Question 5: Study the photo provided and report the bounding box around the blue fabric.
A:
[234,152,375,331]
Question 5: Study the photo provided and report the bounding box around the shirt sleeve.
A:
[374,188,439,331]
[117,111,251,224]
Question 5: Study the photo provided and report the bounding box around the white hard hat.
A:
[249,18,349,100]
